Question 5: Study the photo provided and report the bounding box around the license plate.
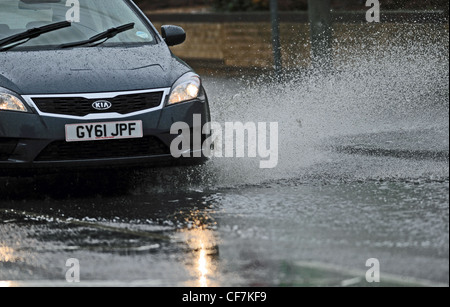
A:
[65,120,143,142]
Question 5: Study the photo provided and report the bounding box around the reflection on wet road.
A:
[0,160,448,287]
[0,174,218,286]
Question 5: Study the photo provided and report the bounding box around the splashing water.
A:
[125,24,450,193]
[192,25,448,187]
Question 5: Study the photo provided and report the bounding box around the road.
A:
[1,64,449,287]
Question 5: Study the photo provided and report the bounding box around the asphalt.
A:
[330,127,449,162]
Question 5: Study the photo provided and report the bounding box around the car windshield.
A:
[0,0,157,50]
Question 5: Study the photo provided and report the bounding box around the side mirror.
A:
[161,25,186,47]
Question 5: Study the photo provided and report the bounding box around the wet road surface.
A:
[0,147,448,287]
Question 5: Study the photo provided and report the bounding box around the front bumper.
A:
[0,97,210,176]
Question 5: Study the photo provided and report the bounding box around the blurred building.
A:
[134,0,449,12]
[136,0,449,73]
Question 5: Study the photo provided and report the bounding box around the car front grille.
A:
[32,91,164,117]
[35,137,170,162]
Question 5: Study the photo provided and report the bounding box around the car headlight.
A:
[0,90,28,112]
[168,73,201,105]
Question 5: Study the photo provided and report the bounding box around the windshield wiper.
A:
[0,21,71,52]
[60,23,135,49]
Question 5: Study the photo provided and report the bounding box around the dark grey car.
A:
[0,0,211,175]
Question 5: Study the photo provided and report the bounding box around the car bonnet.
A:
[0,43,190,95]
